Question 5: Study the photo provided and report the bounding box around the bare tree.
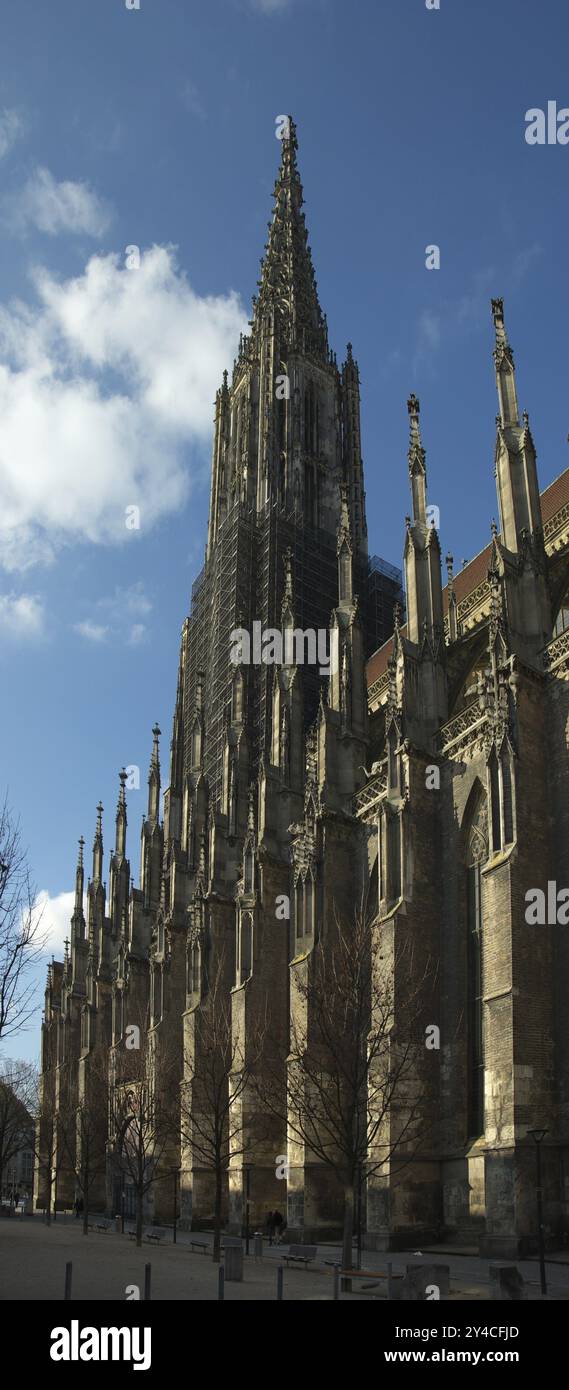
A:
[180,954,269,1262]
[59,1058,108,1235]
[111,1014,179,1247]
[0,1059,37,1199]
[260,901,438,1273]
[31,1082,69,1224]
[0,796,47,1043]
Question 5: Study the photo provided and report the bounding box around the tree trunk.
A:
[83,1166,89,1235]
[341,1184,354,1291]
[136,1189,143,1247]
[212,1169,223,1263]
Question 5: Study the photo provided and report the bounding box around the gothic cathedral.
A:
[37,121,569,1257]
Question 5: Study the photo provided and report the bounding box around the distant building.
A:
[1,1087,34,1203]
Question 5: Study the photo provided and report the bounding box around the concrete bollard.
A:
[489,1264,525,1301]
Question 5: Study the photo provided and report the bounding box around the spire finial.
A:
[492,297,519,429]
[253,116,327,359]
[446,553,454,584]
[115,771,127,857]
[148,725,161,823]
[407,394,427,524]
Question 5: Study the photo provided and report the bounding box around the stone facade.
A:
[36,123,569,1256]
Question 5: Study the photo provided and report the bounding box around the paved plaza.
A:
[1,1216,569,1301]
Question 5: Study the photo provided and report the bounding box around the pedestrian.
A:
[266,1210,276,1246]
[273,1210,284,1244]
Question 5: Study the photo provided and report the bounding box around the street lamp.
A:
[243,1166,252,1256]
[528,1128,548,1296]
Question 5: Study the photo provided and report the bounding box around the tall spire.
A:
[253,117,328,358]
[491,298,544,553]
[492,297,519,429]
[403,395,443,646]
[74,837,84,915]
[115,769,127,857]
[148,724,161,824]
[337,482,354,604]
[92,803,103,882]
[407,393,427,525]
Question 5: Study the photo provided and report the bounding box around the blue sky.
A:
[1,0,569,1062]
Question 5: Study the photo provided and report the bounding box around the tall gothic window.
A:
[465,794,487,1140]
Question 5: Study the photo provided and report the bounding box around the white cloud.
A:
[181,80,206,120]
[74,619,108,642]
[0,246,247,571]
[74,582,152,645]
[0,108,24,160]
[0,591,45,637]
[3,166,111,237]
[414,311,442,355]
[34,888,78,955]
[250,0,291,10]
[98,581,152,621]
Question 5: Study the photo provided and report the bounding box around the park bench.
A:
[283,1244,317,1268]
[145,1227,167,1244]
[92,1217,113,1233]
[189,1238,208,1254]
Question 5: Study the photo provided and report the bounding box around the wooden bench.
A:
[127,1226,166,1243]
[93,1218,113,1233]
[189,1238,208,1254]
[283,1244,317,1268]
[145,1227,167,1244]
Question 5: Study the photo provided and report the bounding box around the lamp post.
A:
[243,1166,251,1256]
[528,1128,548,1296]
[172,1168,179,1244]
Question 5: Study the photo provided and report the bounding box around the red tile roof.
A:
[366,465,569,689]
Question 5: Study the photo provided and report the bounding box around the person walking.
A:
[273,1210,284,1245]
[266,1210,276,1246]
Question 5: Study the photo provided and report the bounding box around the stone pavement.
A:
[1,1216,569,1301]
